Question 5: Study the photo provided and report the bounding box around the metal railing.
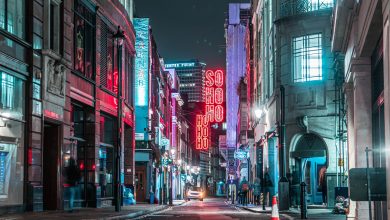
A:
[280,0,333,18]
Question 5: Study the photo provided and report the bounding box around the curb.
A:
[108,205,168,220]
[110,201,187,219]
[231,204,298,215]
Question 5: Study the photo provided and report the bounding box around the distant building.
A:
[165,60,206,102]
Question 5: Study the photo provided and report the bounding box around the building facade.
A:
[250,0,344,208]
[165,61,206,103]
[225,4,251,183]
[0,0,136,214]
[332,0,389,219]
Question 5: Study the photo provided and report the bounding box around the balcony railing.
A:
[280,0,333,18]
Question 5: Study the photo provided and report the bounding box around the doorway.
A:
[135,165,146,202]
[43,122,61,210]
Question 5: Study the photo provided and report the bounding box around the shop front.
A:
[0,70,25,211]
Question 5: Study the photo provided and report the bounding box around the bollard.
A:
[300,182,307,219]
[169,187,173,206]
[159,188,163,205]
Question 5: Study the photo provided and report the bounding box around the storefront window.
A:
[0,118,24,206]
[0,0,25,39]
[99,114,116,198]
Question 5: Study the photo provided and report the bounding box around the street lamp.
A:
[255,108,263,119]
[113,25,125,212]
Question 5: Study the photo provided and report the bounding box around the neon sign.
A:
[196,70,225,151]
[165,63,195,68]
[196,114,209,150]
[134,18,149,107]
[205,70,224,123]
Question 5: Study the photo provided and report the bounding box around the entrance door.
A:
[43,122,61,210]
[135,166,146,202]
[302,157,326,205]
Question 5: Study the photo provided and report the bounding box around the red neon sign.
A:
[196,70,225,151]
[196,114,209,150]
[205,70,224,123]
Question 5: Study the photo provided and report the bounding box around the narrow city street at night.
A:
[0,0,389,219]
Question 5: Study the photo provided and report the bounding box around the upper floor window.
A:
[0,0,25,39]
[125,50,134,105]
[293,33,322,82]
[100,22,117,92]
[0,71,25,120]
[74,0,95,79]
[44,0,61,53]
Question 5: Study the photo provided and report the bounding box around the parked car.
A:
[186,186,204,201]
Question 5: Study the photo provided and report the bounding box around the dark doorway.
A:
[135,165,146,202]
[43,122,61,210]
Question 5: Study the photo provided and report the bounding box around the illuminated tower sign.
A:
[196,69,225,150]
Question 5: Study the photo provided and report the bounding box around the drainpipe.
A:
[278,85,289,210]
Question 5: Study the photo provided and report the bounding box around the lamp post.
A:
[113,25,124,212]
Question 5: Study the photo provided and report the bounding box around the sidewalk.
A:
[228,202,346,219]
[0,200,186,220]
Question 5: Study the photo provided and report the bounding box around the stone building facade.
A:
[332,0,389,219]
[250,0,345,208]
[0,0,136,214]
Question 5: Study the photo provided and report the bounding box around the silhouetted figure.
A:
[65,158,81,212]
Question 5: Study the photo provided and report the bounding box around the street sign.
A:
[349,168,386,201]
[234,149,248,160]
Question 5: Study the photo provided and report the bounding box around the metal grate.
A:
[280,0,333,18]
[100,21,108,88]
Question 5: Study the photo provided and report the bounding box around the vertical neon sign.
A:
[196,69,225,150]
[205,70,224,123]
[134,18,149,107]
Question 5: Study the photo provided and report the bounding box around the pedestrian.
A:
[264,171,273,206]
[319,167,327,205]
[239,177,249,206]
[65,157,81,212]
[253,178,261,205]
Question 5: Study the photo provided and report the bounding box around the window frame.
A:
[0,0,26,39]
[73,0,96,81]
[292,33,323,83]
[99,20,117,94]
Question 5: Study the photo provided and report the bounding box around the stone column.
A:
[351,59,372,219]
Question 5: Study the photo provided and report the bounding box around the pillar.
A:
[350,59,372,219]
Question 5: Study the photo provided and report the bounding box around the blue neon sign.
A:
[134,18,149,106]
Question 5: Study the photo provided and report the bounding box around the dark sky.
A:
[134,0,249,68]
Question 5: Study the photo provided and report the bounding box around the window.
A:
[100,22,117,92]
[44,0,61,52]
[0,71,24,120]
[74,0,95,79]
[125,50,134,105]
[293,33,322,82]
[0,0,25,39]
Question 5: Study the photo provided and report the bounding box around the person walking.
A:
[239,177,249,206]
[65,157,81,212]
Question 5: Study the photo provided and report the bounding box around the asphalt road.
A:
[137,197,296,220]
